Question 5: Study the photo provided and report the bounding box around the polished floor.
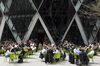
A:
[0,52,100,66]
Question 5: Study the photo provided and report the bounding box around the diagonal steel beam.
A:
[0,2,5,12]
[0,9,7,41]
[62,0,84,41]
[0,2,6,41]
[0,1,21,44]
[75,14,88,45]
[38,13,55,44]
[4,0,12,12]
[62,0,88,45]
[23,0,55,44]
[89,19,100,44]
[72,0,88,45]
[6,18,22,43]
[23,0,43,42]
[23,13,38,42]
[0,2,8,41]
[0,16,6,41]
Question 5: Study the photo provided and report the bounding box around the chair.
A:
[54,53,61,62]
[10,53,17,62]
[27,50,33,55]
[0,49,4,54]
[87,50,94,62]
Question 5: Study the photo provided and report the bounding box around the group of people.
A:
[39,43,66,63]
[62,41,100,66]
[0,40,100,65]
[39,40,100,66]
[0,40,36,63]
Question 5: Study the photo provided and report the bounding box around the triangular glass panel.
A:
[65,20,84,46]
[72,0,79,6]
[32,0,43,10]
[11,16,33,40]
[77,5,97,40]
[39,0,75,43]
[1,23,15,42]
[79,16,97,39]
[29,19,50,43]
[4,0,37,40]
[8,0,36,16]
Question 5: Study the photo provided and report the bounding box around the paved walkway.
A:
[0,52,100,66]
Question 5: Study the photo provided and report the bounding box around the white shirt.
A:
[74,48,81,55]
[5,50,10,56]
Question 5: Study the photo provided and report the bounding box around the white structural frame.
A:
[89,19,100,44]
[61,0,88,45]
[0,1,21,44]
[0,0,99,44]
[0,2,6,41]
[23,0,55,44]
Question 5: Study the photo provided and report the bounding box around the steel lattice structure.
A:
[0,0,100,45]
